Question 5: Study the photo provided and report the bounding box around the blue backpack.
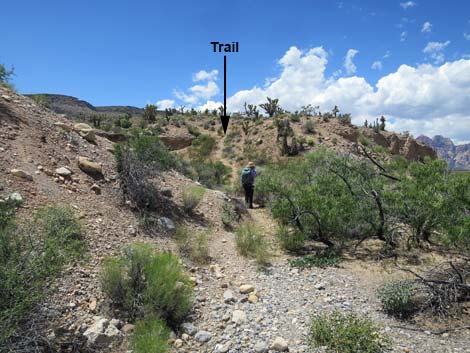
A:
[241,167,253,186]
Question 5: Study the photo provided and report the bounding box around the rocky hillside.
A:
[417,135,470,170]
[2,88,469,353]
[25,93,146,119]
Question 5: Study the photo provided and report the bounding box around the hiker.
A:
[241,161,257,209]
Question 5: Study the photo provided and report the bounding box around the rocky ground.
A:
[1,88,469,353]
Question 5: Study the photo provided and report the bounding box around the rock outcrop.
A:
[417,135,470,170]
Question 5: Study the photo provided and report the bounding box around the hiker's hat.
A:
[247,161,255,168]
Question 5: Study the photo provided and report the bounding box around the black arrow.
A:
[220,55,230,134]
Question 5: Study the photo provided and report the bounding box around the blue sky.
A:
[2,0,470,141]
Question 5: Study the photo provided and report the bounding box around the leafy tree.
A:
[0,64,14,85]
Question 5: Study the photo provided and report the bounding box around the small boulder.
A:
[121,324,135,334]
[194,330,212,343]
[74,123,93,131]
[79,129,96,143]
[239,284,255,294]
[83,317,122,347]
[54,122,71,131]
[77,157,103,176]
[248,294,259,303]
[158,217,175,232]
[7,192,23,204]
[10,169,33,181]
[223,289,235,303]
[55,167,72,177]
[181,322,197,336]
[271,337,288,352]
[91,184,101,195]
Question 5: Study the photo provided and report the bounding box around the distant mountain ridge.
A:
[25,93,145,119]
[416,135,470,170]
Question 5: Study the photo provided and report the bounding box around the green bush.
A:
[377,280,415,318]
[176,226,210,265]
[277,225,305,252]
[191,134,216,158]
[235,222,270,266]
[101,243,193,327]
[130,317,169,353]
[309,310,390,353]
[192,160,231,188]
[302,120,315,134]
[182,186,205,214]
[187,125,201,137]
[0,204,84,348]
[289,249,343,268]
[306,137,315,146]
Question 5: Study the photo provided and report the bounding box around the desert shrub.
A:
[243,143,272,166]
[221,201,241,229]
[302,120,315,134]
[358,133,372,146]
[289,249,343,268]
[187,125,201,137]
[115,133,190,211]
[130,317,169,353]
[192,160,231,188]
[143,104,157,122]
[277,225,305,252]
[176,226,210,265]
[182,186,205,214]
[101,243,193,327]
[191,134,216,158]
[0,64,14,89]
[290,113,300,123]
[235,222,270,266]
[0,204,84,349]
[309,310,390,353]
[377,280,416,318]
[306,137,315,146]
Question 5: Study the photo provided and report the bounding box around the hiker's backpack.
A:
[241,167,253,185]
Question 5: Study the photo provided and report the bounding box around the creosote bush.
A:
[100,243,193,327]
[0,203,84,349]
[182,186,205,214]
[309,310,390,353]
[130,317,169,353]
[176,226,211,265]
[277,225,305,253]
[235,221,270,267]
[377,280,416,318]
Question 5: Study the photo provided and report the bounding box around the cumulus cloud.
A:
[421,21,432,33]
[423,41,450,64]
[371,61,383,70]
[156,99,175,109]
[193,69,218,82]
[344,49,359,74]
[400,1,416,9]
[400,31,407,42]
[172,69,219,105]
[197,100,223,112]
[219,46,470,143]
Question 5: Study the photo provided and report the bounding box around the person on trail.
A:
[241,161,257,209]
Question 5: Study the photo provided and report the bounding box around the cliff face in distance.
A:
[416,135,470,170]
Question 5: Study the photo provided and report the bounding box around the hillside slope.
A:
[2,89,468,353]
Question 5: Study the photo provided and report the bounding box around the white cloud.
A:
[464,32,470,40]
[421,21,432,33]
[217,46,470,143]
[400,1,416,9]
[371,61,383,70]
[400,31,407,42]
[383,51,391,59]
[344,49,359,74]
[197,100,223,112]
[173,69,219,105]
[156,99,174,109]
[423,41,450,64]
[193,69,218,82]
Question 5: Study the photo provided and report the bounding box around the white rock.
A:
[239,284,255,294]
[10,169,33,181]
[55,167,72,177]
[254,341,269,353]
[231,310,246,325]
[271,337,288,352]
[223,289,235,303]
